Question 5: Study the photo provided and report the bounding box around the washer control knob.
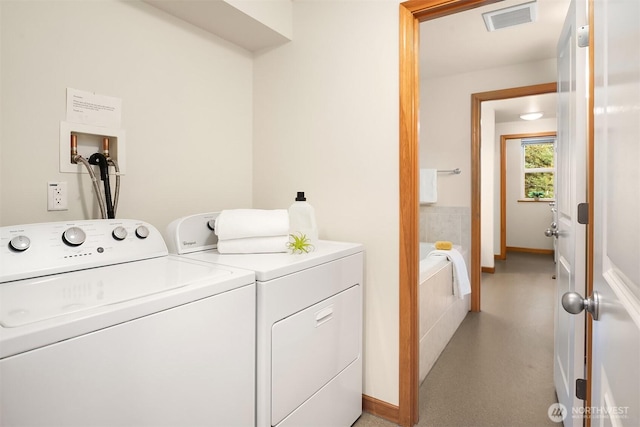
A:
[135,225,150,239]
[207,220,216,231]
[112,226,128,241]
[9,235,31,252]
[62,227,86,246]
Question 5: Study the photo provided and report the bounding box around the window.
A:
[522,136,555,199]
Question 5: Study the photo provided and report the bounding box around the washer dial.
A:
[9,235,31,252]
[112,226,128,241]
[62,227,86,246]
[135,225,150,239]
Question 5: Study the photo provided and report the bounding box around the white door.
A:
[554,0,588,424]
[591,0,640,424]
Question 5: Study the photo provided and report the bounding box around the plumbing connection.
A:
[71,135,121,219]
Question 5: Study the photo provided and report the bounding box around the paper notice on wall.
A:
[66,88,122,128]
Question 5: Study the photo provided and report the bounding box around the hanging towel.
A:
[217,235,289,254]
[429,248,470,299]
[420,169,437,203]
[214,209,289,240]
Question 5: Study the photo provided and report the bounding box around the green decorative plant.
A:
[528,190,546,199]
[287,232,315,254]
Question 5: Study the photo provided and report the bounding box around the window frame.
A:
[520,137,556,201]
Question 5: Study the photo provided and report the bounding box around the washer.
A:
[0,219,256,427]
[167,212,364,427]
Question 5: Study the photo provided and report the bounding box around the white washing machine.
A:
[167,212,364,427]
[0,219,256,427]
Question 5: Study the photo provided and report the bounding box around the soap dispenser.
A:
[288,191,318,242]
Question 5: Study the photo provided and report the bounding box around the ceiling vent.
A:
[483,1,538,32]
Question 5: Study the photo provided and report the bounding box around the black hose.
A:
[89,153,115,219]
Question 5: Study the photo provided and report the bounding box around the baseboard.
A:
[362,394,399,424]
[506,246,554,255]
[481,266,495,274]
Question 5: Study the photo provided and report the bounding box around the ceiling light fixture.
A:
[520,112,544,121]
[483,1,538,32]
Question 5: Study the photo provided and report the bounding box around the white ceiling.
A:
[420,0,571,122]
[485,91,558,122]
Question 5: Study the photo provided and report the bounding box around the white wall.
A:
[0,1,253,232]
[481,105,495,269]
[420,58,557,207]
[498,119,556,251]
[420,59,557,270]
[226,0,293,40]
[253,0,400,405]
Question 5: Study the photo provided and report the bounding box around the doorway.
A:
[498,130,557,262]
[399,1,559,424]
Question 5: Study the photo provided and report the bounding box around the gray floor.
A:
[354,252,559,427]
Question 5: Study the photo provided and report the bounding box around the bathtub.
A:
[419,242,470,384]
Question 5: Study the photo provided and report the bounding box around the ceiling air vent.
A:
[482,1,538,32]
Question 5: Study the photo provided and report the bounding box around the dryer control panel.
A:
[0,219,167,283]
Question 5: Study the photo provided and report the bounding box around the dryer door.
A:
[271,284,361,425]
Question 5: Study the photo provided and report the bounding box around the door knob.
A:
[545,228,559,237]
[561,291,600,320]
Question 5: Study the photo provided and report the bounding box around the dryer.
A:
[0,219,256,427]
[167,212,364,427]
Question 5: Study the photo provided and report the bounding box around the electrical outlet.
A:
[47,181,68,211]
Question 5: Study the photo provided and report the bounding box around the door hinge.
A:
[578,203,589,224]
[576,378,588,400]
[578,25,590,47]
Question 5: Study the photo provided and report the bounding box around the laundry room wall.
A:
[0,1,253,230]
[252,1,400,405]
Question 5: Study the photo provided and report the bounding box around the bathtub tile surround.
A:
[419,206,470,267]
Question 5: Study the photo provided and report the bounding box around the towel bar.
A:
[437,168,461,174]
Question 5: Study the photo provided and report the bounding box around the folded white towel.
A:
[216,236,289,254]
[420,169,437,204]
[429,248,470,299]
[215,209,289,241]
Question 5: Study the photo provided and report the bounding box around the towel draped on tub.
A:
[428,248,470,299]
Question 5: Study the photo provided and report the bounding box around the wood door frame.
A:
[499,131,557,260]
[399,1,501,425]
[472,83,557,275]
[399,1,558,422]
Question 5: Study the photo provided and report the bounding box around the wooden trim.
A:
[408,0,502,20]
[398,1,505,425]
[470,83,557,313]
[470,82,482,313]
[506,246,554,256]
[362,395,400,423]
[481,266,495,274]
[398,3,420,425]
[499,136,507,260]
[499,131,556,261]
